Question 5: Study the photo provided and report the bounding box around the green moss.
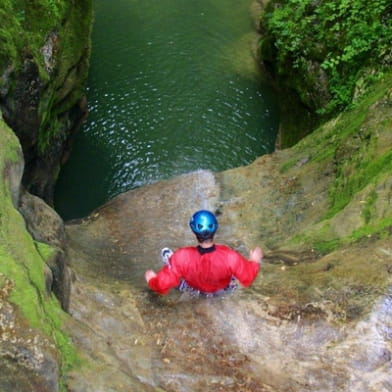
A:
[327,150,392,218]
[289,221,340,254]
[0,1,93,386]
[0,0,63,72]
[286,82,391,250]
[36,0,92,153]
[1,0,93,154]
[0,119,81,389]
[44,297,84,375]
[290,212,392,256]
[35,240,57,260]
[361,189,377,224]
[38,1,92,153]
[349,217,392,242]
[280,90,380,173]
[312,238,341,254]
[279,158,297,173]
[280,72,392,224]
[0,2,23,70]
[261,238,389,320]
[312,111,367,164]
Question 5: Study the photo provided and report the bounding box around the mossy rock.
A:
[217,71,392,321]
[0,117,80,391]
[0,0,92,203]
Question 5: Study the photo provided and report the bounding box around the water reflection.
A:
[54,0,279,220]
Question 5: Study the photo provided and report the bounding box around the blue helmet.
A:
[189,210,218,239]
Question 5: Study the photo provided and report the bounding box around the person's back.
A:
[169,245,259,293]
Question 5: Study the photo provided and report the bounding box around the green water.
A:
[54,0,279,220]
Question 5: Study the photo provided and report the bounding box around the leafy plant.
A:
[261,0,392,114]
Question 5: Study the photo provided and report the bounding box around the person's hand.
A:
[249,247,263,264]
[145,270,157,282]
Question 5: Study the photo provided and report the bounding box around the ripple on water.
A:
[54,0,279,220]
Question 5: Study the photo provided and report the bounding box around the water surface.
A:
[54,0,279,220]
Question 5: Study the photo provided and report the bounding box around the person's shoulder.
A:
[215,244,244,259]
[215,244,234,252]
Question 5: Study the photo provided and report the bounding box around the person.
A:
[145,210,263,296]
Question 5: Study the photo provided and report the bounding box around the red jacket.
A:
[148,244,260,295]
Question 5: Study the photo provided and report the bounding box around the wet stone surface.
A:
[64,169,392,392]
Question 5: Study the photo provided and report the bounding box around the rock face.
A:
[0,0,92,204]
[62,77,392,391]
[0,118,65,392]
[1,71,391,392]
[63,173,391,391]
[0,1,391,390]
[18,190,72,311]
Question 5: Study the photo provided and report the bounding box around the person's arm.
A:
[249,247,263,263]
[145,270,157,281]
[230,247,263,287]
[145,265,181,295]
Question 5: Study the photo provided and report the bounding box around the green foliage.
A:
[261,0,391,114]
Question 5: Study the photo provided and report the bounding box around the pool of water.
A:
[54,0,279,220]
